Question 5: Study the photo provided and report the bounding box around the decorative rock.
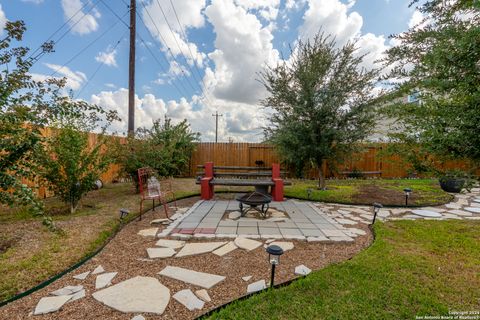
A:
[137,228,159,237]
[155,239,185,249]
[465,207,480,213]
[176,242,227,257]
[247,280,266,293]
[131,316,146,320]
[242,276,252,282]
[73,271,90,280]
[266,217,287,222]
[158,266,225,289]
[34,296,72,315]
[93,276,170,315]
[67,289,86,303]
[269,241,294,252]
[147,247,176,259]
[229,211,241,220]
[234,237,263,251]
[173,289,204,311]
[95,272,117,289]
[92,265,105,275]
[265,239,275,244]
[411,209,442,218]
[151,218,171,225]
[212,241,237,256]
[51,285,84,296]
[295,265,311,276]
[195,289,211,302]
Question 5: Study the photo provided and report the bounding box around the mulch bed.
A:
[0,196,373,320]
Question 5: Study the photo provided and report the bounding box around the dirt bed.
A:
[0,196,373,320]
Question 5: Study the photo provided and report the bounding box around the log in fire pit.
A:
[236,191,272,219]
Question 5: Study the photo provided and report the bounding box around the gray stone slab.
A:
[257,221,278,227]
[96,272,117,289]
[137,228,159,237]
[197,222,219,228]
[237,226,259,235]
[321,229,346,237]
[238,220,259,227]
[247,280,266,293]
[155,239,185,249]
[195,289,211,302]
[73,271,90,280]
[279,228,303,236]
[411,209,443,217]
[234,237,263,251]
[158,266,225,289]
[212,241,237,256]
[177,222,200,228]
[295,265,311,276]
[93,276,170,315]
[218,220,238,227]
[215,226,237,234]
[34,295,72,315]
[294,223,317,229]
[147,248,176,259]
[176,242,227,257]
[173,289,204,311]
[276,222,297,228]
[92,265,105,275]
[465,207,480,213]
[51,285,84,296]
[300,229,324,237]
[259,227,281,235]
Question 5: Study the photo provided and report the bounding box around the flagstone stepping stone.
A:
[247,280,266,293]
[265,239,275,244]
[34,295,72,315]
[473,198,480,203]
[295,265,311,276]
[212,241,237,256]
[173,289,204,311]
[51,285,84,296]
[176,242,227,257]
[155,239,185,249]
[95,272,117,289]
[448,209,472,216]
[158,266,225,289]
[445,203,462,209]
[147,247,176,259]
[306,236,329,242]
[229,211,241,220]
[131,315,145,320]
[242,276,252,282]
[337,210,351,215]
[137,228,159,237]
[329,236,354,242]
[67,289,86,303]
[195,289,211,302]
[378,210,391,217]
[151,218,171,225]
[269,241,294,252]
[92,265,105,275]
[348,228,367,236]
[266,217,287,222]
[73,271,90,280]
[234,237,262,251]
[93,276,170,315]
[336,218,357,225]
[411,209,442,218]
[465,207,480,213]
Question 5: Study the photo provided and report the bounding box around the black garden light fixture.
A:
[119,208,130,220]
[403,188,412,206]
[307,188,313,200]
[266,244,284,288]
[372,202,383,225]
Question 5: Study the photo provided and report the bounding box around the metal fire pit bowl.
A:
[236,191,272,219]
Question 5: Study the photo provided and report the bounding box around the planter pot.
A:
[439,178,465,193]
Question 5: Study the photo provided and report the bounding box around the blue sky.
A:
[0,0,418,141]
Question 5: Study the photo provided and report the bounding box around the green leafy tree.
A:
[116,117,199,189]
[37,98,119,213]
[261,33,379,189]
[0,21,62,229]
[383,1,480,173]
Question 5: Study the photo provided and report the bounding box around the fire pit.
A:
[236,191,272,218]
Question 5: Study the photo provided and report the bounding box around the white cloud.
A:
[105,83,116,89]
[30,63,87,91]
[61,0,100,35]
[21,0,44,4]
[95,48,118,67]
[408,10,424,29]
[0,4,6,35]
[235,0,281,21]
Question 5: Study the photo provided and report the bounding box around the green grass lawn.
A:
[205,220,480,319]
[285,179,453,206]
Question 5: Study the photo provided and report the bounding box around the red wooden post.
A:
[201,162,214,200]
[271,163,284,201]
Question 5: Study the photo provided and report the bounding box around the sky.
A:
[0,0,420,141]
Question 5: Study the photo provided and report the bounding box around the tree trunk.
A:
[318,159,326,190]
[70,201,79,214]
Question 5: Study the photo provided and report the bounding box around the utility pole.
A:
[212,111,223,143]
[128,0,136,137]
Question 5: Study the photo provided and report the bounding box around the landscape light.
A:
[266,244,284,288]
[372,202,383,225]
[307,188,313,200]
[119,208,130,220]
[403,188,412,206]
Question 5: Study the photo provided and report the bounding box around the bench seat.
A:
[195,178,291,186]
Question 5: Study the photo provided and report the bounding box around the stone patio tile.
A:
[234,237,263,251]
[137,228,158,237]
[176,242,227,257]
[269,241,294,251]
[199,228,216,234]
[238,220,259,227]
[259,227,281,235]
[92,276,170,315]
[257,221,278,227]
[329,236,354,242]
[34,295,72,315]
[294,223,317,229]
[336,218,358,225]
[215,226,237,234]
[347,228,367,235]
[177,222,200,229]
[155,239,185,249]
[96,272,117,289]
[197,222,219,229]
[279,228,303,236]
[306,236,329,242]
[147,248,176,259]
[212,241,237,256]
[247,280,266,293]
[179,228,195,235]
[321,229,346,237]
[314,223,339,230]
[260,234,283,239]
[158,266,225,289]
[173,289,204,311]
[218,220,238,227]
[300,229,324,237]
[276,222,297,228]
[237,226,259,235]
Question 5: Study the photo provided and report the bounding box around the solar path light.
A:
[372,203,383,225]
[403,188,412,206]
[266,244,284,288]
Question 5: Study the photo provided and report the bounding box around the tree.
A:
[383,1,480,170]
[0,21,62,229]
[36,98,119,214]
[116,117,199,190]
[261,33,379,189]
